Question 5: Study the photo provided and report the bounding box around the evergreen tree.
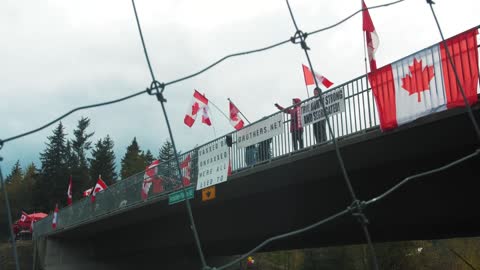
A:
[158,141,176,163]
[22,163,38,212]
[70,117,94,199]
[34,122,69,211]
[120,137,146,179]
[6,160,23,184]
[143,150,155,166]
[90,135,117,186]
[4,161,24,219]
[158,141,177,180]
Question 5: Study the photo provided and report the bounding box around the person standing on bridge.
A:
[313,87,327,144]
[275,98,304,151]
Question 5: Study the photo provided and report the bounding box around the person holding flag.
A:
[275,98,304,151]
[313,88,328,144]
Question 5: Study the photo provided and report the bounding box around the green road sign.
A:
[168,186,195,205]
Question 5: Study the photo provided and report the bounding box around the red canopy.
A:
[28,213,48,220]
[15,212,48,229]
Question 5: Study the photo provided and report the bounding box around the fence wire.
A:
[1,1,480,270]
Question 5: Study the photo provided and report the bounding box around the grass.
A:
[0,240,33,270]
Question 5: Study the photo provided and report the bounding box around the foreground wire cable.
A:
[367,149,480,206]
[0,161,20,270]
[214,209,350,270]
[426,0,480,142]
[1,89,147,144]
[285,1,379,269]
[0,0,406,147]
[211,148,480,270]
[309,0,405,35]
[130,0,208,267]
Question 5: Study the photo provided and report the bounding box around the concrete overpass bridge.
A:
[33,54,480,269]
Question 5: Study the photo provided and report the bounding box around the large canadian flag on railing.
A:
[369,28,479,131]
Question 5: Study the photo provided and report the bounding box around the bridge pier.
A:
[35,237,116,270]
[35,236,240,270]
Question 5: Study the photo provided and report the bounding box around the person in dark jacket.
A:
[313,87,328,143]
[275,98,304,151]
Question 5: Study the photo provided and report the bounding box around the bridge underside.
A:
[41,106,480,269]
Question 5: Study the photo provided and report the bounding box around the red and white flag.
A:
[369,28,479,131]
[141,160,160,200]
[67,176,72,205]
[20,211,28,222]
[83,187,93,197]
[180,154,192,186]
[302,64,334,89]
[229,101,245,130]
[363,0,380,71]
[52,204,58,229]
[184,90,211,127]
[201,106,212,126]
[91,176,108,203]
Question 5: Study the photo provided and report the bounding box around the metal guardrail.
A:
[33,73,379,237]
[34,40,480,236]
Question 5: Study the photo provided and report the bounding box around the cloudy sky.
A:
[0,0,478,174]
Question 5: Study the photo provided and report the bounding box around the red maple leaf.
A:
[191,102,200,115]
[401,58,435,102]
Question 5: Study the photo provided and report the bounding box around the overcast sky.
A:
[0,0,479,175]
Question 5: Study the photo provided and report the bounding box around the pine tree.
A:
[34,122,69,211]
[120,137,146,179]
[143,150,155,166]
[158,141,181,182]
[4,161,24,219]
[70,117,94,199]
[6,160,23,184]
[158,141,176,163]
[90,135,118,186]
[22,163,38,212]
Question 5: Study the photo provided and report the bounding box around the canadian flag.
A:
[83,187,93,197]
[20,211,28,222]
[229,101,245,130]
[369,28,479,131]
[52,204,58,229]
[302,64,334,89]
[201,106,212,126]
[91,176,108,203]
[180,154,191,186]
[67,176,72,205]
[141,160,160,200]
[363,0,379,71]
[184,90,211,127]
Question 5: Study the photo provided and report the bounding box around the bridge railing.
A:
[34,40,480,236]
[34,73,380,237]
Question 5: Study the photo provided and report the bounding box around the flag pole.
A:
[304,84,310,99]
[361,0,370,76]
[0,159,21,270]
[361,0,373,126]
[362,31,369,75]
[228,98,251,124]
[208,99,231,123]
[208,109,218,139]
